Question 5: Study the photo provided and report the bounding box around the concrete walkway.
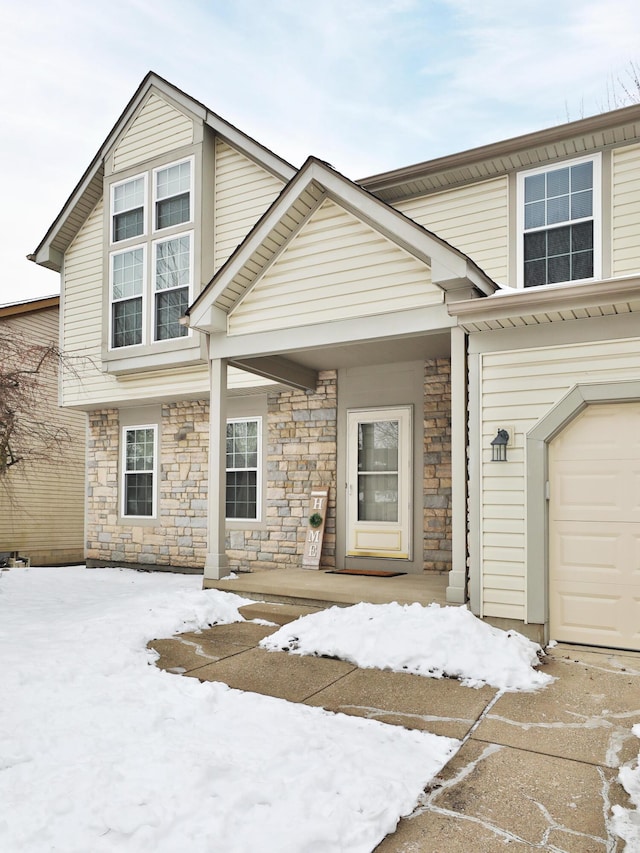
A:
[149,601,639,852]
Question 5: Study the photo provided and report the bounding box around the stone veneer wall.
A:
[86,365,449,574]
[226,370,337,571]
[423,358,452,571]
[86,401,209,568]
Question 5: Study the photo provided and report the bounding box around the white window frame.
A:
[225,417,262,522]
[121,424,158,519]
[109,244,147,350]
[152,157,194,234]
[152,230,194,342]
[516,153,601,289]
[110,173,147,246]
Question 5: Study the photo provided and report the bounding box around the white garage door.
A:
[549,402,640,651]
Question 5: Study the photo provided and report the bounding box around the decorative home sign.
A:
[302,487,329,569]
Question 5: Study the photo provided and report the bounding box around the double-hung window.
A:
[519,155,600,287]
[155,161,191,230]
[122,426,157,518]
[226,418,261,521]
[108,158,194,350]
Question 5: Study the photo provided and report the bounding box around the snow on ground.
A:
[260,601,553,692]
[0,567,458,853]
[612,723,640,849]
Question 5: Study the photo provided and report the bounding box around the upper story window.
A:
[155,161,192,230]
[108,157,194,350]
[112,175,146,243]
[518,155,600,287]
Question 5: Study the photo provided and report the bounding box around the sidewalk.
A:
[149,602,639,852]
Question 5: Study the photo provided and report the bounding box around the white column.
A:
[204,356,229,583]
[447,325,467,603]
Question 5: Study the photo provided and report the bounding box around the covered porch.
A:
[205,565,449,608]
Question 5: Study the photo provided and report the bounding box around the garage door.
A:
[549,402,640,650]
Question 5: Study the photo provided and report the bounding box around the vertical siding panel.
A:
[394,177,509,282]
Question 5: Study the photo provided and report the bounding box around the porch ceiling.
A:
[229,329,451,391]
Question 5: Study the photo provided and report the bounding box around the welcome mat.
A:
[325,569,407,578]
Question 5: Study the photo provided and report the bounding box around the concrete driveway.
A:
[149,601,639,852]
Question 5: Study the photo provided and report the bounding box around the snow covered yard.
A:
[0,566,456,852]
[1,566,638,851]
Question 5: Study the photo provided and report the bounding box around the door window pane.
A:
[358,473,398,522]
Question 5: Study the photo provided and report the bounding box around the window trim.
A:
[152,156,194,234]
[121,424,158,519]
[225,416,262,522]
[110,172,147,246]
[516,153,601,289]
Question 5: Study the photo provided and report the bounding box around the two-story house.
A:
[31,73,640,651]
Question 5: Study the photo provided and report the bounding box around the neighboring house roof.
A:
[189,156,497,334]
[360,103,640,203]
[29,72,297,273]
[0,295,59,317]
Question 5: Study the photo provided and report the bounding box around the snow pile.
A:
[0,567,458,853]
[611,724,640,849]
[261,601,552,691]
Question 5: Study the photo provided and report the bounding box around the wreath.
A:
[308,512,323,529]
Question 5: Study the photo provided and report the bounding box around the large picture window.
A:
[122,426,156,518]
[226,418,261,520]
[108,157,194,350]
[518,155,600,288]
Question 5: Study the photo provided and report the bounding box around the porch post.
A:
[204,356,229,582]
[447,325,467,603]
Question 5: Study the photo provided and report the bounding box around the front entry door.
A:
[346,407,412,559]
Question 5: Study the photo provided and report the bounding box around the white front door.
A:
[346,406,412,560]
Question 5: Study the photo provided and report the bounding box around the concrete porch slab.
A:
[205,567,449,608]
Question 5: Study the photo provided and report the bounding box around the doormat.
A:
[325,569,407,578]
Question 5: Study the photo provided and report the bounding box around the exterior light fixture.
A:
[491,428,509,462]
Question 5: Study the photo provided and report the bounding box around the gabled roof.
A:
[188,156,497,333]
[361,102,640,203]
[29,72,297,273]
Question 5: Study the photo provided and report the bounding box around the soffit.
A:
[361,105,640,203]
[449,277,640,333]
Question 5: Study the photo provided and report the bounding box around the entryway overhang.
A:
[188,156,496,389]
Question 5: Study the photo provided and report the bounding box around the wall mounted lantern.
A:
[491,428,509,462]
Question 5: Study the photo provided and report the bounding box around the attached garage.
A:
[549,402,640,651]
[450,279,640,650]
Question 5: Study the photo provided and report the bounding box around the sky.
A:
[1,0,640,305]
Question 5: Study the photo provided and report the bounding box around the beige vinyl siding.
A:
[394,177,509,283]
[612,143,640,277]
[214,139,285,271]
[60,198,266,406]
[228,198,440,335]
[113,93,193,172]
[479,336,640,620]
[0,307,85,564]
